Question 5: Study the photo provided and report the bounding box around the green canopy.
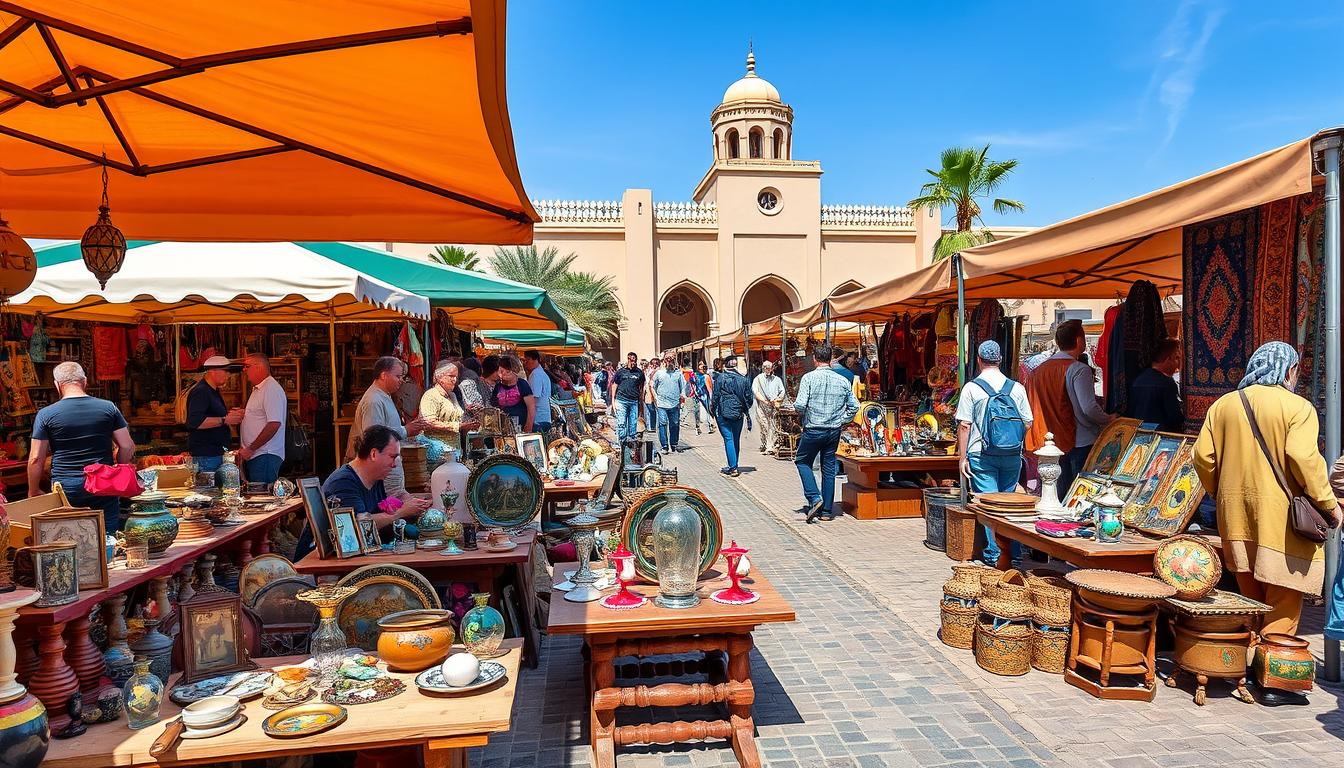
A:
[300,242,567,330]
[483,326,588,354]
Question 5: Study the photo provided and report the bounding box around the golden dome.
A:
[721,47,781,104]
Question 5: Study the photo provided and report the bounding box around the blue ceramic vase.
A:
[123,492,179,558]
[0,692,49,768]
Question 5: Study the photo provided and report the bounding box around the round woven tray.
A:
[975,492,1038,508]
[1064,569,1176,600]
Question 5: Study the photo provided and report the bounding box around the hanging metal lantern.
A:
[80,162,126,290]
[0,213,36,299]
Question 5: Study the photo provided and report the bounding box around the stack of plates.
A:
[972,492,1039,520]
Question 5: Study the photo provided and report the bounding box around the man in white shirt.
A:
[955,340,1033,566]
[238,354,288,484]
[523,350,553,435]
[347,356,426,496]
[751,360,785,454]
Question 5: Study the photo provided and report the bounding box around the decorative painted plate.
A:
[321,676,406,705]
[262,702,347,738]
[621,486,724,582]
[169,671,274,705]
[466,453,543,529]
[414,661,507,694]
[546,438,577,474]
[335,564,441,650]
[1152,535,1222,600]
[239,554,299,606]
[856,401,886,426]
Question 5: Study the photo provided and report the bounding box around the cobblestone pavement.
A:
[476,428,1344,768]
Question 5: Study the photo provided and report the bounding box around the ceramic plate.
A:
[335,564,441,650]
[621,486,723,581]
[466,454,543,529]
[169,671,274,705]
[238,554,299,606]
[181,714,247,739]
[262,702,347,738]
[1152,535,1222,599]
[321,677,406,705]
[415,661,507,694]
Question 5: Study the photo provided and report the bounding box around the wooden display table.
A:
[294,528,541,668]
[976,511,1221,573]
[41,639,523,768]
[15,499,299,734]
[548,562,795,768]
[838,454,959,520]
[543,478,604,521]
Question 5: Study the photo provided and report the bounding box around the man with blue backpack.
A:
[956,340,1034,567]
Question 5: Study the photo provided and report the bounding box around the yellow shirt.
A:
[419,385,464,443]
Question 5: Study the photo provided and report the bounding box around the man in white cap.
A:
[186,355,244,472]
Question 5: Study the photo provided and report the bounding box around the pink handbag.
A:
[83,463,143,498]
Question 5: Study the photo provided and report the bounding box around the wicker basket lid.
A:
[978,596,1033,621]
[1166,589,1272,616]
[1064,569,1176,600]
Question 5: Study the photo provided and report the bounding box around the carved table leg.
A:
[1193,673,1208,706]
[238,537,253,565]
[726,632,761,768]
[103,595,130,658]
[1234,677,1253,703]
[197,553,218,588]
[63,614,108,700]
[1164,667,1181,688]
[589,638,617,768]
[15,630,40,687]
[151,576,172,623]
[255,527,272,556]
[177,561,196,607]
[29,622,78,733]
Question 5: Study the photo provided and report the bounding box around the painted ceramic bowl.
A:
[1152,535,1222,600]
[182,695,240,729]
[375,609,456,672]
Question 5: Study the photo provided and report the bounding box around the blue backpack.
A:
[972,377,1026,457]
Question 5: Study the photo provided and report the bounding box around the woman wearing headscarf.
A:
[1193,342,1340,687]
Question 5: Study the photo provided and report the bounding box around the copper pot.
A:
[376,609,456,672]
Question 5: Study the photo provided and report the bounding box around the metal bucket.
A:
[923,487,960,552]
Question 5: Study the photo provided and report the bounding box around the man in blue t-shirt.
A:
[28,362,136,531]
[523,350,553,435]
[185,355,245,472]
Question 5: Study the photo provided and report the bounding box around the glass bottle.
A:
[122,657,163,730]
[215,452,241,497]
[652,489,702,609]
[297,585,357,685]
[460,592,505,658]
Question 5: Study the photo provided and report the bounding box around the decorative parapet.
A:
[654,201,718,224]
[532,199,623,223]
[821,204,914,228]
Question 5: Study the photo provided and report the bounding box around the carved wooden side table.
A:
[1164,589,1270,705]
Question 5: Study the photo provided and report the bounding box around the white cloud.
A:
[1154,1,1225,150]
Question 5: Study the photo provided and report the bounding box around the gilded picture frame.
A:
[179,592,255,684]
[327,506,366,560]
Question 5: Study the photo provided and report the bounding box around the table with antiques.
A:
[542,477,604,522]
[838,454,959,520]
[41,639,523,768]
[548,561,795,768]
[13,497,300,735]
[976,512,1222,573]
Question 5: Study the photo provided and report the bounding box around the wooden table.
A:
[294,529,541,668]
[977,510,1221,573]
[15,499,299,734]
[41,639,523,768]
[548,561,795,768]
[543,478,604,522]
[838,454,959,520]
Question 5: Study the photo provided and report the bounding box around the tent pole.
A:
[1316,129,1342,682]
[422,318,431,390]
[329,313,341,468]
[954,253,967,388]
[173,324,181,408]
[823,301,832,345]
[744,324,752,376]
[780,314,789,396]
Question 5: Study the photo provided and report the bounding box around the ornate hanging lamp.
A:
[0,211,36,301]
[80,160,126,289]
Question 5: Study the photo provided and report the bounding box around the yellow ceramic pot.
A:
[376,609,456,672]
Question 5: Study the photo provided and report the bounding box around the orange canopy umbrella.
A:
[0,0,536,242]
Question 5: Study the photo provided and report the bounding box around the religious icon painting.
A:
[1111,430,1159,485]
[1132,445,1206,538]
[180,592,255,684]
[1083,418,1140,476]
[1062,473,1107,515]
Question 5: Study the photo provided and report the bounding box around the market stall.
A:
[482,327,590,356]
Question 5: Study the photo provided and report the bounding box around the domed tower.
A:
[711,45,793,162]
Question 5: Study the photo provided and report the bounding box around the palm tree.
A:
[429,244,481,271]
[489,245,623,345]
[907,145,1025,261]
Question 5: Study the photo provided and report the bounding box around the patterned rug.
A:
[1253,195,1298,345]
[1183,208,1260,431]
[1294,192,1327,428]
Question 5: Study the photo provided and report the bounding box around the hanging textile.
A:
[1121,280,1166,388]
[966,299,1005,382]
[876,317,895,397]
[1094,303,1120,400]
[93,326,129,381]
[1293,192,1327,428]
[1182,208,1260,431]
[1103,304,1127,414]
[1252,195,1299,346]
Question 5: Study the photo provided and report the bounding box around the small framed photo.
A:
[180,592,255,684]
[299,477,334,559]
[32,508,107,590]
[515,433,547,475]
[327,506,366,559]
[356,513,382,555]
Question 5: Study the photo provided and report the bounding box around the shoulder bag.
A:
[1239,390,1335,543]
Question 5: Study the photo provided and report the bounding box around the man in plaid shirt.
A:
[793,343,860,523]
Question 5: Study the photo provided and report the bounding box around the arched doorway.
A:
[740,276,799,326]
[659,283,713,353]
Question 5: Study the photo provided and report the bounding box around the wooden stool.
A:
[1065,594,1159,701]
[774,433,798,461]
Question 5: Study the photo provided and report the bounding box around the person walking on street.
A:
[691,360,715,434]
[652,354,690,453]
[752,360,785,454]
[611,352,645,441]
[523,350,553,435]
[956,341,1033,566]
[239,353,291,486]
[710,355,752,476]
[642,359,659,436]
[795,344,860,522]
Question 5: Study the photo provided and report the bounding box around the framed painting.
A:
[356,514,383,555]
[1131,445,1206,538]
[1083,418,1140,476]
[554,398,590,439]
[515,433,547,476]
[32,508,107,590]
[299,476,334,560]
[1122,435,1184,522]
[1112,430,1160,485]
[1061,473,1107,516]
[327,506,366,559]
[180,592,255,684]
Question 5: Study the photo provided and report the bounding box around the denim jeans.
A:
[645,403,658,435]
[657,406,682,451]
[614,398,639,441]
[245,453,283,485]
[56,473,123,533]
[717,416,744,470]
[692,396,711,429]
[794,427,841,513]
[193,455,224,473]
[968,452,1025,565]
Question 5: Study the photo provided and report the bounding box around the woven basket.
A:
[944,504,977,561]
[1027,575,1072,624]
[974,616,1031,676]
[979,568,1004,593]
[985,569,1028,603]
[1030,625,1069,674]
[943,563,994,601]
[939,602,978,650]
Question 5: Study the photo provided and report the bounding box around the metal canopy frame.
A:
[0,4,530,225]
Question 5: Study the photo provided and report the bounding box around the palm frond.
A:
[429,245,481,271]
[486,245,624,344]
[991,198,1026,215]
[931,228,997,261]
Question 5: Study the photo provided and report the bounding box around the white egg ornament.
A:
[441,652,481,687]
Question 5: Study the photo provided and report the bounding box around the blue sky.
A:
[504,1,1344,227]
